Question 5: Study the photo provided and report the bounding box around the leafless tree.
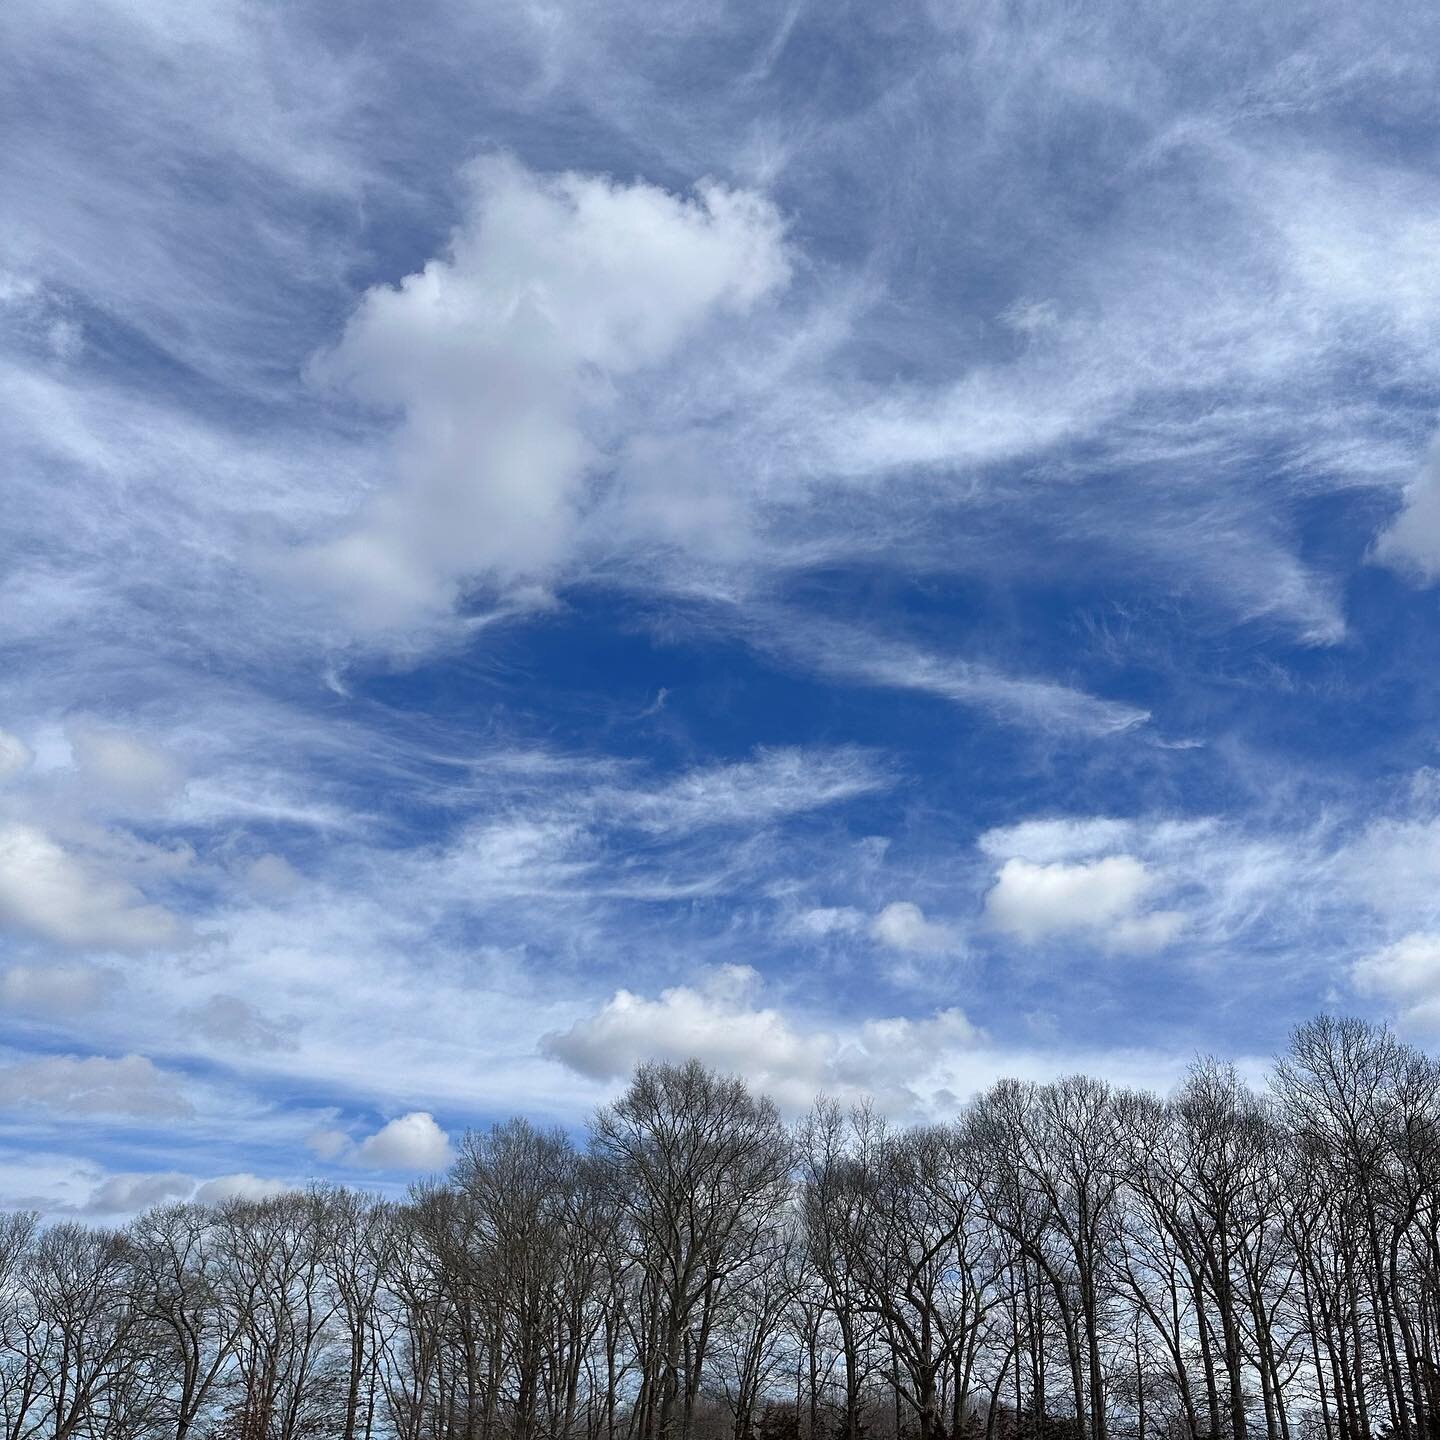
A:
[6,1023,1440,1440]
[589,1061,793,1440]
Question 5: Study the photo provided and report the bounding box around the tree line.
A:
[4,1014,1440,1440]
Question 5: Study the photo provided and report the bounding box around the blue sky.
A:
[5,0,1440,1213]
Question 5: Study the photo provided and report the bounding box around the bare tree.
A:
[6,1016,1440,1440]
[590,1061,793,1440]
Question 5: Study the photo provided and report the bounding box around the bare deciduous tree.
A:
[5,1024,1440,1440]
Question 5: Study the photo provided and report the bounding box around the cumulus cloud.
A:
[544,965,825,1090]
[0,963,113,1016]
[351,1112,452,1171]
[0,1053,190,1118]
[0,821,181,949]
[871,901,959,955]
[543,965,983,1114]
[192,1173,294,1205]
[985,855,1184,952]
[302,156,789,630]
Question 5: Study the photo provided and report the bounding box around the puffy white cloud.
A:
[543,966,983,1115]
[871,901,959,955]
[545,965,824,1086]
[299,1113,453,1172]
[0,1053,190,1118]
[0,963,112,1016]
[302,157,789,630]
[541,964,1215,1119]
[984,855,1184,952]
[352,1112,452,1171]
[0,821,181,949]
[192,1173,293,1205]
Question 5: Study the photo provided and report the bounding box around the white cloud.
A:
[978,817,1137,863]
[791,905,866,937]
[352,1112,452,1171]
[440,815,595,905]
[543,965,984,1115]
[0,821,181,949]
[1374,442,1440,583]
[544,966,826,1095]
[784,116,1440,645]
[606,747,888,833]
[80,1170,194,1216]
[305,1127,350,1161]
[299,1110,457,1174]
[432,747,890,910]
[183,994,296,1052]
[0,728,32,781]
[192,1172,294,1205]
[244,852,302,898]
[821,639,1148,738]
[8,1162,295,1218]
[749,614,1150,739]
[541,964,1215,1119]
[1352,932,1440,1034]
[985,855,1184,952]
[1107,909,1190,951]
[1336,811,1440,920]
[0,963,112,1016]
[0,1053,190,1118]
[301,156,789,631]
[871,901,959,955]
[975,815,1300,960]
[66,720,185,809]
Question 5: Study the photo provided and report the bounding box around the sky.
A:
[5,0,1440,1216]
